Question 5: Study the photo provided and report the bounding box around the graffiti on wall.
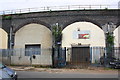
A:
[73,30,90,39]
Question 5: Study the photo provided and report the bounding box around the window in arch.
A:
[25,44,41,56]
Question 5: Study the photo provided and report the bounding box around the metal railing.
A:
[67,47,120,64]
[0,5,116,15]
[0,47,119,67]
[0,48,52,65]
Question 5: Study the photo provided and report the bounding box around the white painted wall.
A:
[0,28,8,49]
[113,26,120,59]
[0,28,8,65]
[114,26,120,47]
[14,24,52,49]
[14,23,52,65]
[62,22,105,47]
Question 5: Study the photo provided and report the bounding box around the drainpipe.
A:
[9,25,13,50]
[9,25,13,65]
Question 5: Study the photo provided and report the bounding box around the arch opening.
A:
[13,23,52,65]
[62,22,105,64]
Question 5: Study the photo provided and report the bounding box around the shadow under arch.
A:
[62,18,102,30]
[13,19,51,33]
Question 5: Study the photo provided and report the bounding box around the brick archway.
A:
[13,19,51,33]
[62,18,101,30]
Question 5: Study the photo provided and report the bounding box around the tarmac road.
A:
[17,71,118,78]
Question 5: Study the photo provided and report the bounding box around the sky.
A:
[0,0,119,11]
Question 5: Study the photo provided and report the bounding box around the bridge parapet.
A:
[0,5,117,15]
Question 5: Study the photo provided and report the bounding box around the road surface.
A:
[17,71,118,78]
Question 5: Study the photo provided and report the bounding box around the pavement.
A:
[9,66,119,74]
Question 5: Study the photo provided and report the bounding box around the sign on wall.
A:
[73,30,90,39]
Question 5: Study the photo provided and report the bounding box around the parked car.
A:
[0,69,12,80]
[100,56,118,65]
[0,63,17,80]
[109,59,120,69]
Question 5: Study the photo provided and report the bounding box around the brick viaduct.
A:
[0,9,120,48]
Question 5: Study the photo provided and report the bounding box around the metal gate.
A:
[52,47,66,68]
[70,46,90,68]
